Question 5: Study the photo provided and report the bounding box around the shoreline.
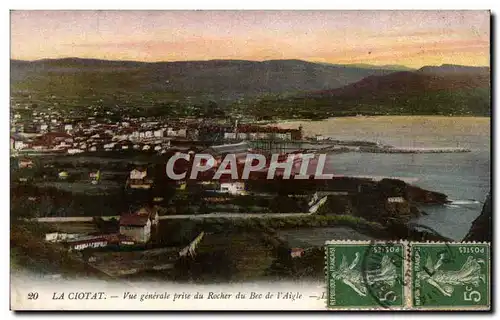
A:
[273,115,490,151]
[271,115,491,124]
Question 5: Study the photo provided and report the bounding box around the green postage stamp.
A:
[325,241,407,309]
[411,242,490,310]
[325,241,490,310]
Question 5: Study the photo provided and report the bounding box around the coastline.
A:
[274,115,490,150]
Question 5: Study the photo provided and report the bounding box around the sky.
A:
[10,10,490,68]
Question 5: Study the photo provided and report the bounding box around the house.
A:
[64,124,73,133]
[10,133,28,151]
[128,168,153,189]
[387,197,405,203]
[219,181,246,195]
[18,158,34,169]
[177,128,187,138]
[290,248,305,258]
[67,148,84,155]
[119,207,159,243]
[166,127,187,138]
[237,132,248,140]
[130,168,147,180]
[153,129,165,138]
[315,135,328,141]
[54,140,72,150]
[224,132,237,140]
[45,232,86,243]
[223,125,302,141]
[34,132,72,149]
[39,123,49,133]
[104,142,116,151]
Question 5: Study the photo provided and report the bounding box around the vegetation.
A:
[157,214,386,246]
[12,59,489,120]
[247,87,490,120]
[10,221,105,278]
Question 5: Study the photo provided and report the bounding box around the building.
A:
[224,132,237,140]
[128,168,153,189]
[315,135,328,141]
[39,123,49,133]
[204,141,252,161]
[119,207,159,243]
[64,124,73,133]
[67,148,84,155]
[18,158,34,169]
[290,248,305,258]
[45,232,86,243]
[67,236,109,252]
[219,181,246,195]
[221,124,303,141]
[10,133,28,151]
[166,127,187,138]
[387,197,405,203]
[153,129,165,138]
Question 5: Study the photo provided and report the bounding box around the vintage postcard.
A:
[9,10,491,311]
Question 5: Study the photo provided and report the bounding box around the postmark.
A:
[325,240,406,309]
[410,242,490,310]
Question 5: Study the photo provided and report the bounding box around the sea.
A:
[278,116,491,241]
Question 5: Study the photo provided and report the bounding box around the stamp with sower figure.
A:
[325,241,491,310]
[325,241,407,309]
[411,242,490,310]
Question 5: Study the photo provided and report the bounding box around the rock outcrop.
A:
[463,193,491,242]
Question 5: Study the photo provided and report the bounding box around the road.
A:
[27,195,329,223]
[27,212,314,223]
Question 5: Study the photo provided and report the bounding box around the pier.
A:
[359,146,471,154]
[218,139,470,154]
[247,139,316,153]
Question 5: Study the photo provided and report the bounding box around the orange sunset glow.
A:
[10,10,490,68]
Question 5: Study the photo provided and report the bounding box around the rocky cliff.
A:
[463,192,492,242]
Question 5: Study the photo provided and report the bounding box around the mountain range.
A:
[10,58,412,99]
[258,64,490,118]
[10,58,490,117]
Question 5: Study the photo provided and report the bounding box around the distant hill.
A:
[334,63,415,71]
[11,58,490,118]
[418,64,490,75]
[314,70,489,97]
[252,66,490,119]
[10,58,405,103]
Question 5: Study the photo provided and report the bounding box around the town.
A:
[10,95,455,282]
